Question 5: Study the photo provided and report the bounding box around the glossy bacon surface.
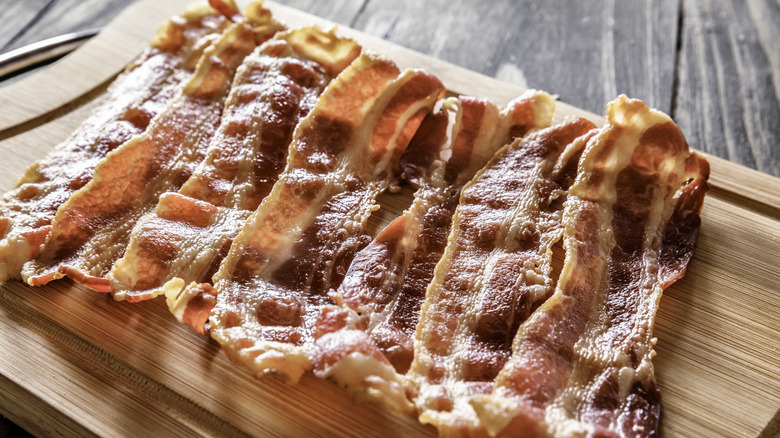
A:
[108,28,360,304]
[0,5,231,281]
[409,117,597,433]
[22,15,282,289]
[473,96,709,437]
[197,52,444,383]
[310,91,555,412]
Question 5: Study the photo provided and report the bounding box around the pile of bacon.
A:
[0,1,710,436]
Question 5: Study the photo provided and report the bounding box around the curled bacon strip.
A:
[473,96,709,437]
[209,0,244,23]
[408,117,597,433]
[22,13,283,289]
[310,90,555,412]
[0,5,232,281]
[209,0,280,46]
[107,28,360,305]
[194,52,444,383]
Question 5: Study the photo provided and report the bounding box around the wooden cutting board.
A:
[0,1,778,436]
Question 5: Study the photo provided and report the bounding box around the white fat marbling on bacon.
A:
[0,6,232,281]
[199,52,444,383]
[472,96,709,438]
[107,28,360,307]
[21,16,281,290]
[309,90,557,413]
[409,117,597,434]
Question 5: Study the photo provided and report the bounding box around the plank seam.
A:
[349,0,370,29]
[669,0,684,120]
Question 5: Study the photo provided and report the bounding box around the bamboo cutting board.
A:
[0,1,778,437]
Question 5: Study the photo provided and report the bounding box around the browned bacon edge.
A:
[21,10,283,289]
[0,4,232,282]
[409,117,597,433]
[107,27,360,305]
[310,90,556,413]
[188,51,444,383]
[210,0,245,23]
[472,96,709,438]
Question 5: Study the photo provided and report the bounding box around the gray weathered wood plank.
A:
[0,0,52,51]
[675,0,780,177]
[348,0,680,116]
[1,0,134,53]
[612,0,680,113]
[270,0,366,26]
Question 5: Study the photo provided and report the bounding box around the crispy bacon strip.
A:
[210,0,245,23]
[107,28,360,304]
[0,5,231,281]
[22,14,283,289]
[472,96,709,437]
[310,91,555,412]
[408,117,597,433]
[181,52,444,382]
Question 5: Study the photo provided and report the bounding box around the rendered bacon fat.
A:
[0,5,232,281]
[108,27,360,304]
[311,91,555,412]
[472,96,709,437]
[22,11,283,289]
[191,52,444,382]
[409,116,598,433]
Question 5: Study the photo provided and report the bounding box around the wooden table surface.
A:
[0,0,778,436]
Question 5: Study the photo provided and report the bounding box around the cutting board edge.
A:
[0,0,778,437]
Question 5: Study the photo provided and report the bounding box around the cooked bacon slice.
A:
[0,5,232,281]
[471,96,709,437]
[408,117,597,432]
[107,28,360,303]
[181,52,444,382]
[310,90,556,412]
[210,0,245,23]
[21,15,283,289]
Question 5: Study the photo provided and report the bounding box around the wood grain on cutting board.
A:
[0,1,778,436]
